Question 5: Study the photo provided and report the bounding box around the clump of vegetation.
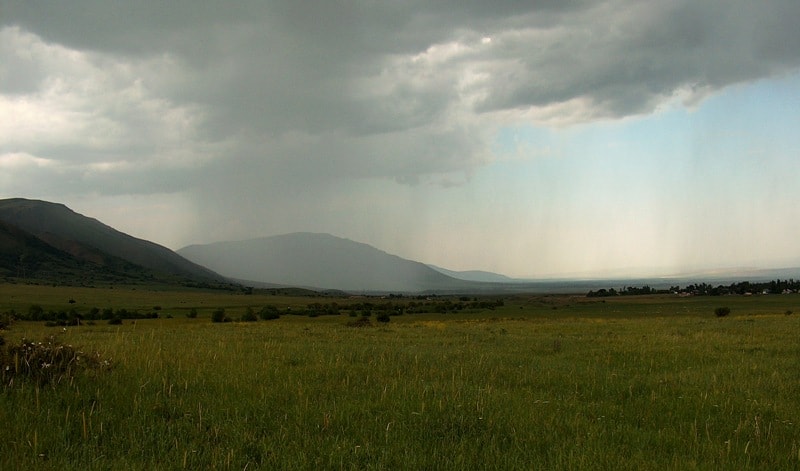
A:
[346,317,372,328]
[240,307,258,322]
[715,306,731,317]
[0,312,12,331]
[258,305,280,320]
[186,308,198,319]
[1,336,110,386]
[376,313,391,323]
[211,308,230,323]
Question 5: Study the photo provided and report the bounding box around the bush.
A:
[1,336,111,386]
[186,308,198,319]
[240,308,258,322]
[108,317,123,325]
[0,313,11,330]
[376,313,391,323]
[258,306,280,320]
[211,308,229,323]
[714,307,731,317]
[28,304,44,321]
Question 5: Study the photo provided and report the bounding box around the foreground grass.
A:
[1,289,799,469]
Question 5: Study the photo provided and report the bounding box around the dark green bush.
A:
[186,308,198,319]
[714,307,731,317]
[258,306,280,320]
[0,313,11,330]
[240,308,258,322]
[211,308,229,323]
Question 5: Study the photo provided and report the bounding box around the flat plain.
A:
[1,284,798,469]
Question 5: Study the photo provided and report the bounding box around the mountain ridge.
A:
[427,264,516,283]
[0,198,226,285]
[178,232,479,293]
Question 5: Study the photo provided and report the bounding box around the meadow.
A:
[1,284,799,469]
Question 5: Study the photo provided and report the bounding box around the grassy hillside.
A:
[1,286,798,469]
[0,198,223,282]
[0,221,165,285]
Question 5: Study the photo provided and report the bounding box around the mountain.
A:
[0,219,90,279]
[0,218,162,283]
[0,198,225,284]
[427,265,517,283]
[178,232,477,293]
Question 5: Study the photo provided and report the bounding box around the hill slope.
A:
[427,265,516,283]
[0,198,224,283]
[0,219,161,283]
[178,232,476,292]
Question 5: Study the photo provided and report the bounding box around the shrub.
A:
[87,307,100,320]
[376,313,391,323]
[240,308,258,322]
[211,308,229,323]
[186,308,198,319]
[714,307,731,317]
[28,304,44,321]
[0,313,11,330]
[1,336,111,386]
[258,306,280,320]
[108,317,123,325]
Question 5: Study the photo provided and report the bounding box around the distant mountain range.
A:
[178,232,487,293]
[1,198,798,293]
[427,265,517,283]
[0,198,225,285]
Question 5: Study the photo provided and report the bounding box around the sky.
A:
[1,1,799,279]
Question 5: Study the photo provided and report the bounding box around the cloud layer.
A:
[5,1,800,186]
[2,1,800,275]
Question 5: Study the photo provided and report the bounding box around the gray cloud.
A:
[474,1,800,117]
[2,0,800,240]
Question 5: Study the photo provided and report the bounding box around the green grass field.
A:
[1,284,799,469]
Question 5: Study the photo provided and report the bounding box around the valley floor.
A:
[1,286,799,469]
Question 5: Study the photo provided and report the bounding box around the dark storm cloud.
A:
[473,1,800,117]
[2,0,800,196]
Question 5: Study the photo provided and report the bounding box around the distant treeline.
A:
[0,296,507,327]
[289,297,505,317]
[587,279,800,297]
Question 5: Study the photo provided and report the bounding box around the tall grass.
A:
[1,291,798,469]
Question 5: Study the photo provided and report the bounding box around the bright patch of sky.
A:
[462,72,800,276]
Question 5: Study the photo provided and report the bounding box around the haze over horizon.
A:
[2,1,799,279]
